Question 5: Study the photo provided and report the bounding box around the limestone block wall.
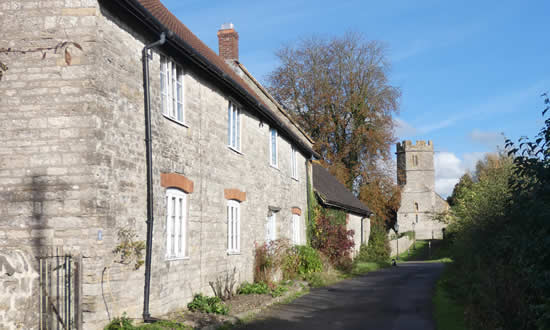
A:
[389,235,414,257]
[1,1,311,329]
[0,2,103,329]
[92,3,310,328]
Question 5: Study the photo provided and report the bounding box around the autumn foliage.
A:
[268,32,401,225]
[310,212,355,268]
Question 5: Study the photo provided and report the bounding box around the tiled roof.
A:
[312,163,372,217]
[119,0,314,154]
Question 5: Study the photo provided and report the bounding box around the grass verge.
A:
[433,263,465,330]
[397,240,453,263]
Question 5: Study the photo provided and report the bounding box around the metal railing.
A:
[38,251,81,329]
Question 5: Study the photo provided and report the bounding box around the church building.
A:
[396,140,448,240]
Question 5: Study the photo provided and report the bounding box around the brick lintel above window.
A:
[224,188,246,202]
[161,173,194,193]
[291,207,302,216]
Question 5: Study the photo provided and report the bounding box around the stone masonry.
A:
[396,140,448,240]
[0,1,313,329]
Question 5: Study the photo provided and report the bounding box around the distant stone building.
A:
[396,140,448,240]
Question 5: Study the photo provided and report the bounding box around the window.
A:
[291,146,298,179]
[292,214,301,245]
[160,56,184,124]
[227,101,241,151]
[269,128,278,167]
[165,188,187,259]
[266,211,276,242]
[416,214,419,223]
[227,200,240,253]
[414,202,419,212]
[412,155,418,167]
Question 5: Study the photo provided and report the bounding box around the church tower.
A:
[396,140,447,239]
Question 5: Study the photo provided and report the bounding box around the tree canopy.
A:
[267,32,401,222]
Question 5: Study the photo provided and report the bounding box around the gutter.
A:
[141,31,167,322]
[115,0,319,160]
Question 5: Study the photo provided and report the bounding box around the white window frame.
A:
[269,128,278,167]
[160,56,185,125]
[227,101,241,152]
[227,200,241,254]
[292,213,301,245]
[291,146,298,180]
[165,188,188,260]
[266,212,277,242]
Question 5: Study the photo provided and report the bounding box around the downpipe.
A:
[141,31,167,322]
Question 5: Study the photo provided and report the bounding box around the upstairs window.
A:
[291,146,298,179]
[227,102,241,151]
[227,200,240,253]
[165,188,188,259]
[160,56,184,124]
[412,155,419,167]
[270,128,278,167]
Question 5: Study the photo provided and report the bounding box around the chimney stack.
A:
[217,23,239,61]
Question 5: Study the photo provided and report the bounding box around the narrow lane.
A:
[242,262,444,330]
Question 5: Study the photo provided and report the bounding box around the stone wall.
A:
[1,1,311,329]
[1,2,102,329]
[389,235,414,257]
[0,250,39,330]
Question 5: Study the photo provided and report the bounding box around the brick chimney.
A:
[217,23,239,61]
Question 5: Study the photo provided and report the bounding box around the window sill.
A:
[227,146,244,155]
[165,256,190,261]
[291,176,299,182]
[227,251,241,255]
[163,114,189,128]
[269,164,279,171]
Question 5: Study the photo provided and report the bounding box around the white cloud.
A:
[434,151,485,198]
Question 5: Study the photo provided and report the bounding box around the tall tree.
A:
[268,32,401,221]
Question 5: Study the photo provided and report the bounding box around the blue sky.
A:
[163,0,550,196]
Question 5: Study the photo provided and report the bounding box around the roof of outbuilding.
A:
[112,0,316,156]
[312,163,373,217]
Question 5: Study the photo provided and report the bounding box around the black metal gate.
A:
[38,253,81,329]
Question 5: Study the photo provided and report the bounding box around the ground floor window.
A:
[227,200,240,253]
[165,188,187,259]
[292,214,301,245]
[266,211,277,242]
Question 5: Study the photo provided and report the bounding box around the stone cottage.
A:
[311,162,372,256]
[0,0,319,328]
[395,140,449,240]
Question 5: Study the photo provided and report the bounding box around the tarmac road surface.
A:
[242,262,444,330]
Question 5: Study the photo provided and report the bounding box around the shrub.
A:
[303,272,325,288]
[282,245,322,279]
[187,294,229,315]
[238,281,289,298]
[310,212,355,266]
[253,239,289,284]
[270,284,288,297]
[357,220,390,263]
[105,314,134,330]
[104,313,188,329]
[237,281,269,295]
